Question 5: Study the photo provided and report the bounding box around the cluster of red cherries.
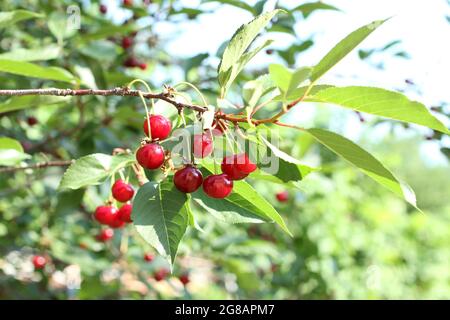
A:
[93,179,135,239]
[135,113,257,198]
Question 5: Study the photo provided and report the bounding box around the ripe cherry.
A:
[276,191,289,202]
[123,0,133,6]
[179,274,190,286]
[26,116,38,126]
[96,228,114,242]
[109,214,126,229]
[193,133,213,158]
[143,114,172,141]
[121,37,133,49]
[139,63,147,70]
[111,179,134,202]
[144,253,154,262]
[173,165,203,193]
[233,153,257,174]
[221,155,248,181]
[94,205,119,226]
[99,4,107,14]
[136,143,165,169]
[32,255,47,270]
[118,203,133,223]
[154,268,169,281]
[203,174,233,198]
[123,56,139,68]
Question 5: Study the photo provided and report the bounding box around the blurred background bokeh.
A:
[0,0,449,299]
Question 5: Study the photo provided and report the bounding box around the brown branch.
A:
[0,87,207,113]
[0,160,74,173]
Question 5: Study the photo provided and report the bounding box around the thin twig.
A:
[0,160,74,173]
[0,87,207,112]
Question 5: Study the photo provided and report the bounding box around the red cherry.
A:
[154,268,169,281]
[144,253,154,262]
[136,143,165,169]
[111,179,134,202]
[118,203,133,223]
[123,0,133,6]
[179,274,190,285]
[221,155,249,181]
[26,116,38,126]
[276,191,289,202]
[202,174,233,198]
[121,37,133,49]
[96,228,114,242]
[143,114,172,140]
[173,165,203,193]
[32,255,47,270]
[109,214,126,229]
[94,205,119,226]
[123,56,139,68]
[233,153,257,174]
[99,4,107,14]
[139,63,147,70]
[193,133,213,158]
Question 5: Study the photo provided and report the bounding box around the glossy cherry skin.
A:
[221,155,249,180]
[32,255,47,270]
[179,274,190,285]
[276,191,289,202]
[109,214,126,229]
[193,133,213,158]
[144,253,154,262]
[118,203,133,223]
[173,166,203,193]
[154,268,169,281]
[233,153,257,174]
[94,205,119,226]
[136,143,165,169]
[202,174,233,198]
[122,37,133,49]
[96,228,114,242]
[99,4,107,14]
[143,114,172,140]
[111,179,134,202]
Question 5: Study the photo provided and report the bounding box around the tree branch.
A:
[0,87,207,113]
[0,160,74,173]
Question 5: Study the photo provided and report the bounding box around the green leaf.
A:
[306,86,449,134]
[0,96,70,114]
[59,153,135,190]
[292,2,341,18]
[0,59,77,83]
[259,135,315,183]
[0,45,61,62]
[218,10,281,96]
[132,180,189,268]
[242,74,276,108]
[269,64,312,101]
[0,10,43,29]
[0,137,30,166]
[306,128,418,208]
[197,162,292,235]
[310,19,388,82]
[48,12,78,42]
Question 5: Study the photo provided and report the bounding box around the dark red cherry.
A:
[154,268,169,281]
[144,253,154,262]
[276,191,289,202]
[143,114,172,140]
[173,165,203,193]
[96,228,114,242]
[109,213,126,229]
[123,56,139,68]
[26,116,38,126]
[118,203,133,223]
[193,133,213,158]
[179,274,190,285]
[99,4,107,14]
[136,143,165,169]
[32,255,47,270]
[123,0,132,6]
[122,37,133,49]
[202,174,233,198]
[111,179,134,202]
[233,153,257,174]
[221,155,249,180]
[94,205,119,226]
